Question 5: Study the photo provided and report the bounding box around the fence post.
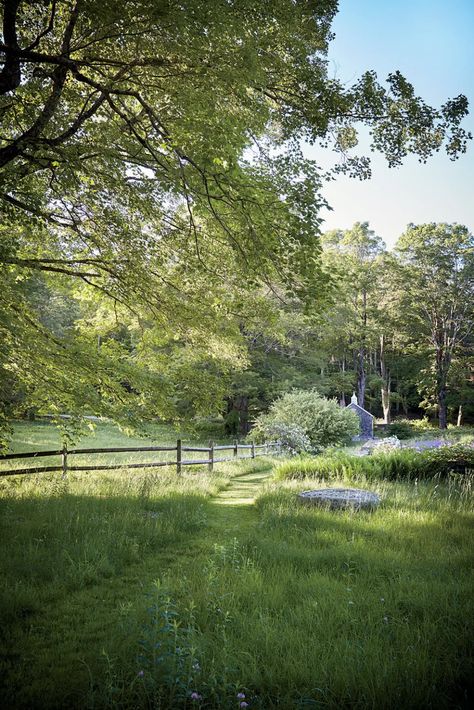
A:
[176,439,182,475]
[251,441,255,459]
[61,444,68,478]
[234,439,238,459]
[208,440,214,472]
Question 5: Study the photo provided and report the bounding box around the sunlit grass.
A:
[1,451,473,708]
[1,419,232,473]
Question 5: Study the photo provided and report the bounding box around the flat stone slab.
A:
[298,488,380,510]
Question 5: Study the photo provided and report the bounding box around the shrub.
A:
[425,444,474,476]
[275,445,474,482]
[387,421,414,439]
[249,389,359,453]
[192,417,225,438]
[252,422,312,456]
[410,417,436,431]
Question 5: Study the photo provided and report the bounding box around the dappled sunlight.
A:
[214,497,255,506]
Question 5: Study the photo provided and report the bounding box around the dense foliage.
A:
[0,1,471,445]
[250,389,359,452]
[226,221,474,434]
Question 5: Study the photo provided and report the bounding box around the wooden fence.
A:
[0,440,281,478]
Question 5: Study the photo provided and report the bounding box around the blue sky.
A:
[307,0,474,247]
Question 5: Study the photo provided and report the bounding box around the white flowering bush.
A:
[249,389,359,453]
[255,422,312,456]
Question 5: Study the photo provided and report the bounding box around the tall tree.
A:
[321,223,385,409]
[0,1,471,443]
[395,224,474,429]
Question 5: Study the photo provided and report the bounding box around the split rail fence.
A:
[0,440,282,478]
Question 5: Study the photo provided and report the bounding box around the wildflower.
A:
[190,691,202,701]
[237,692,246,699]
[192,661,201,672]
[348,601,354,605]
[137,670,144,677]
[240,703,249,709]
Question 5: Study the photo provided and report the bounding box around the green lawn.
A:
[1,422,473,708]
[1,419,227,474]
[8,419,187,452]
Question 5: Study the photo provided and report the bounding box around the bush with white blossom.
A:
[249,389,359,453]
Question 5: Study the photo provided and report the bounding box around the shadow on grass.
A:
[0,488,222,708]
[1,478,473,709]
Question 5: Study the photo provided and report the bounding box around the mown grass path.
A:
[215,467,272,506]
[207,470,272,544]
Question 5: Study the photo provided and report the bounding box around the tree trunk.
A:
[340,358,346,407]
[435,348,450,430]
[379,334,391,424]
[457,404,463,427]
[238,395,250,434]
[225,395,250,435]
[381,386,391,424]
[357,288,367,409]
[438,387,448,430]
[357,359,366,409]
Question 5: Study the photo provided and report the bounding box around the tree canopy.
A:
[395,223,474,429]
[0,1,471,443]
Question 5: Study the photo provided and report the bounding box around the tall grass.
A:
[0,467,230,627]
[87,474,473,709]
[275,446,474,482]
[1,454,473,708]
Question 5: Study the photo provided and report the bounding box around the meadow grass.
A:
[1,437,473,708]
[274,446,474,483]
[1,419,229,473]
[8,419,181,450]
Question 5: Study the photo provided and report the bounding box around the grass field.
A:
[1,421,473,708]
[1,419,227,473]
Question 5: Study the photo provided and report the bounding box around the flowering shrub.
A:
[251,422,312,456]
[249,389,359,453]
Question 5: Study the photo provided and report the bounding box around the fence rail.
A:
[0,439,281,478]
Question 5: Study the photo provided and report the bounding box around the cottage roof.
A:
[346,402,375,419]
[346,392,375,418]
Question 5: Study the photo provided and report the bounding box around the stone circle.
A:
[298,488,380,510]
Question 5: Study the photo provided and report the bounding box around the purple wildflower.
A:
[137,670,144,677]
[237,693,246,700]
[190,691,202,702]
[240,703,249,709]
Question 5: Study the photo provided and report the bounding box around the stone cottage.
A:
[346,393,374,438]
